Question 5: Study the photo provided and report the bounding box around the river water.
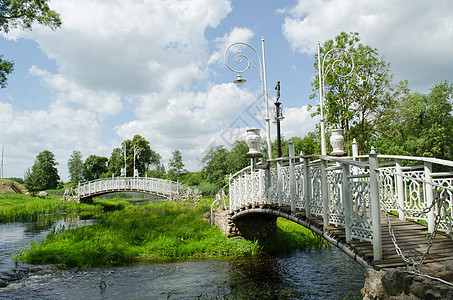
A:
[0,219,366,299]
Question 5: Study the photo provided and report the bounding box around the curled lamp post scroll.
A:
[317,41,355,155]
[224,38,272,160]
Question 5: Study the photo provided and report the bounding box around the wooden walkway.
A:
[322,213,453,270]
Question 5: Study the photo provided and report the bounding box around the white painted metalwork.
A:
[225,149,453,262]
[77,177,192,201]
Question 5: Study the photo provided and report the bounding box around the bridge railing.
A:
[227,142,453,261]
[78,177,190,199]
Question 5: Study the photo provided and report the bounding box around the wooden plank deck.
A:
[317,213,453,269]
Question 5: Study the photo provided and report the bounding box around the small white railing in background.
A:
[78,177,195,200]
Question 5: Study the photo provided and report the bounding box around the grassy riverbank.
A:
[14,197,329,268]
[15,199,261,268]
[0,194,102,223]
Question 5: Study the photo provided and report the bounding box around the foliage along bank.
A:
[15,197,328,268]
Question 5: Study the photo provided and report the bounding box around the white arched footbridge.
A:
[74,177,196,203]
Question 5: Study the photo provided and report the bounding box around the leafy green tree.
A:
[108,135,161,177]
[82,155,108,181]
[201,145,230,185]
[271,134,320,158]
[376,80,453,161]
[0,0,62,88]
[168,150,186,181]
[68,150,83,185]
[0,56,14,89]
[311,32,408,154]
[23,167,41,195]
[26,150,60,190]
[228,140,249,174]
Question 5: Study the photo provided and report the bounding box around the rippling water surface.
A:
[0,220,365,299]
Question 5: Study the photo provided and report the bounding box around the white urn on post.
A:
[245,128,263,158]
[330,128,345,156]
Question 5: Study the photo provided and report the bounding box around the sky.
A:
[0,0,452,181]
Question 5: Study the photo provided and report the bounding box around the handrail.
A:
[77,177,192,200]
[221,151,453,263]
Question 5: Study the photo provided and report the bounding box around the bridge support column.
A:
[321,159,329,228]
[369,148,382,261]
[289,140,296,212]
[396,159,406,221]
[303,157,311,218]
[424,161,435,233]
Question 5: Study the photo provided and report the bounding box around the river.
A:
[0,219,366,299]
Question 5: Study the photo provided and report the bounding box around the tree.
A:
[25,150,60,190]
[0,0,62,88]
[228,140,249,174]
[201,145,230,185]
[168,150,186,181]
[23,167,41,195]
[68,150,83,185]
[311,32,408,154]
[108,135,161,177]
[376,80,453,161]
[82,155,108,181]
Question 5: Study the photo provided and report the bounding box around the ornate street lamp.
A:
[224,38,272,160]
[273,81,284,157]
[317,41,355,155]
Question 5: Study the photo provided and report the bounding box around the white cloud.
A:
[115,83,259,171]
[281,0,453,92]
[275,105,319,141]
[7,0,232,95]
[29,66,123,115]
[208,27,255,65]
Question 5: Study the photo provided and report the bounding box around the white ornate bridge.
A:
[76,177,195,203]
[217,140,453,270]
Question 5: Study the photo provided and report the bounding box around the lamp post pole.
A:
[225,37,272,160]
[274,81,282,158]
[317,41,327,155]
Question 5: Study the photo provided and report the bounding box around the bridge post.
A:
[396,159,406,221]
[424,161,435,233]
[277,161,283,207]
[369,148,382,261]
[289,140,296,212]
[321,158,329,227]
[303,157,311,218]
[342,163,352,241]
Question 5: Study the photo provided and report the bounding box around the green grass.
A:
[261,218,330,254]
[0,193,102,223]
[13,197,330,269]
[15,199,262,268]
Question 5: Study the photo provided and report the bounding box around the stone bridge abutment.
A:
[213,209,277,240]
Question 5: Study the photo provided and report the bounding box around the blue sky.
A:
[1,0,452,181]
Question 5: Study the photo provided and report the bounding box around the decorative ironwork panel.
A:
[350,179,373,241]
[404,170,425,221]
[280,166,291,206]
[294,164,305,209]
[309,167,323,217]
[433,177,453,233]
[327,169,345,226]
[379,167,398,212]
